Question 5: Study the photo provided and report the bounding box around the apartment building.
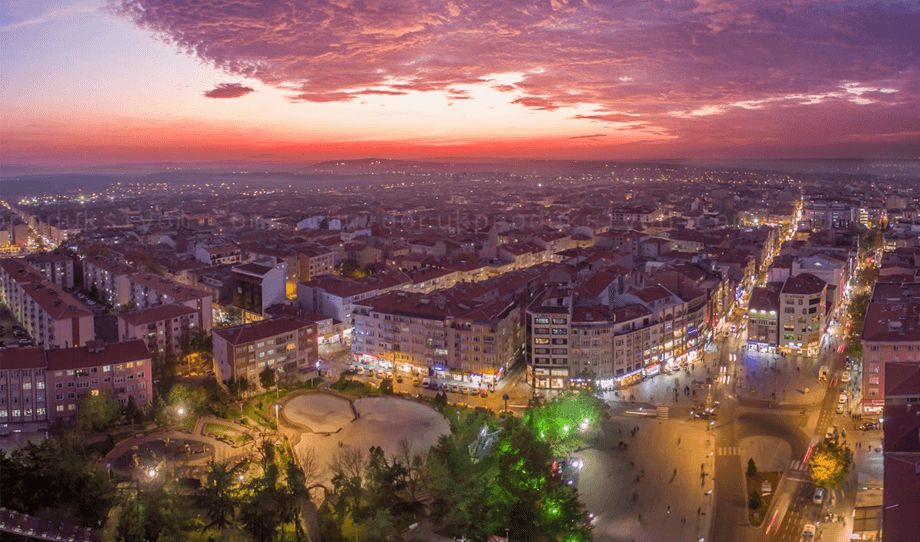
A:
[778,273,828,357]
[46,340,153,425]
[117,304,200,355]
[747,282,782,353]
[525,288,663,390]
[860,303,920,414]
[25,253,75,290]
[295,245,336,282]
[880,362,920,541]
[297,271,411,322]
[212,317,318,388]
[0,347,48,432]
[127,272,213,331]
[83,254,137,306]
[195,243,242,266]
[232,261,287,321]
[351,290,522,386]
[0,259,94,349]
[0,340,152,429]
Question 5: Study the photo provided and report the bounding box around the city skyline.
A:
[2,0,919,166]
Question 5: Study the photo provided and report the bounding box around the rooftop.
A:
[213,316,314,345]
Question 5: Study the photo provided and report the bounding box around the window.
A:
[22,382,31,390]
[56,405,64,412]
[534,317,549,324]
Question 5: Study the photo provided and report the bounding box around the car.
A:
[422,377,431,388]
[469,387,479,396]
[836,403,844,414]
[385,370,393,379]
[451,383,460,393]
[461,385,470,395]
[357,367,365,375]
[813,487,826,505]
[800,523,816,541]
[825,427,836,441]
[396,375,403,384]
[859,420,880,431]
[841,371,851,382]
[479,388,489,398]
[412,377,420,387]
[839,392,848,404]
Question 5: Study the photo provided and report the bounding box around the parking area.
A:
[0,306,34,348]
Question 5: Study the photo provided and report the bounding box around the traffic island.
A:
[746,470,780,526]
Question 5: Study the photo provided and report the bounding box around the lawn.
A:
[747,471,781,526]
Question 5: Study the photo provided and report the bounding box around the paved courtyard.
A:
[286,394,450,497]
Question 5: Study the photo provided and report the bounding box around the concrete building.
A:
[297,271,411,323]
[0,259,94,349]
[747,282,782,353]
[295,245,336,282]
[25,253,75,290]
[881,362,920,542]
[525,288,663,390]
[83,254,137,306]
[117,304,201,355]
[351,290,522,386]
[0,347,49,432]
[194,243,242,266]
[860,303,920,414]
[0,340,152,430]
[779,273,828,357]
[46,340,153,425]
[127,272,214,331]
[212,317,318,389]
[232,261,287,321]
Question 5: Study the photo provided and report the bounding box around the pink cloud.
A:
[107,0,920,154]
[203,83,255,99]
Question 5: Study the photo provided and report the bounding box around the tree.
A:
[433,391,448,410]
[115,498,144,542]
[124,395,145,425]
[260,367,276,391]
[0,436,116,529]
[76,388,122,431]
[330,447,366,518]
[201,461,237,530]
[363,508,400,542]
[241,463,284,542]
[808,443,852,489]
[379,378,394,395]
[748,489,762,510]
[746,458,758,479]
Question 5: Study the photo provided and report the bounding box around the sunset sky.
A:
[2,0,918,165]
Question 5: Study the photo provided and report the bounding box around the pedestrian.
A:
[619,428,622,436]
[681,516,686,525]
[674,467,678,477]
[678,436,681,445]
[638,514,642,524]
[641,469,645,477]
[667,505,671,514]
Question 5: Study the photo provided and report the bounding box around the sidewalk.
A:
[576,416,715,542]
[734,351,828,406]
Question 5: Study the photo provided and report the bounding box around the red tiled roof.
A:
[0,346,46,369]
[781,273,826,295]
[46,340,150,371]
[213,317,313,345]
[117,304,198,327]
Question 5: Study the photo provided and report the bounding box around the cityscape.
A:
[2,2,920,542]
